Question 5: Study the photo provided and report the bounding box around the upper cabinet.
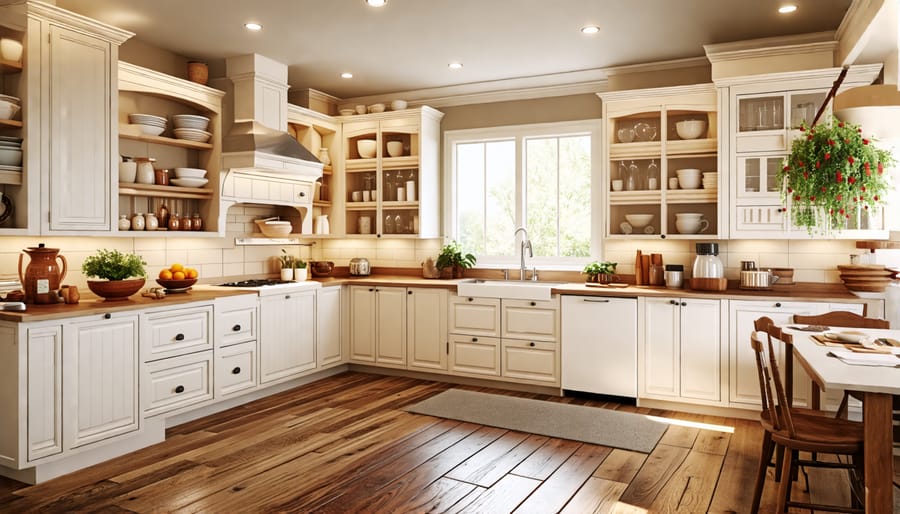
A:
[0,1,133,234]
[339,106,443,238]
[716,65,883,239]
[0,20,25,233]
[287,105,338,236]
[117,62,224,236]
[599,85,721,240]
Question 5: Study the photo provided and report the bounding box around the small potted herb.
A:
[436,240,477,279]
[81,249,147,300]
[293,258,308,281]
[279,249,294,281]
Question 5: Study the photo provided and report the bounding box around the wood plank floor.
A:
[0,371,897,513]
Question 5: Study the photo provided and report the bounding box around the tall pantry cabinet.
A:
[0,1,132,233]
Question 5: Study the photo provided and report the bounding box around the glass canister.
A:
[692,242,724,279]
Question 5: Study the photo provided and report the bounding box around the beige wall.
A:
[440,94,602,131]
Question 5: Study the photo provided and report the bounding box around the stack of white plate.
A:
[702,172,719,190]
[128,113,167,136]
[172,114,210,131]
[0,135,23,169]
[173,127,212,143]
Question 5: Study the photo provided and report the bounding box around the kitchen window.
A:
[443,120,602,267]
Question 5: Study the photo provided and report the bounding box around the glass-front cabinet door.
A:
[736,155,783,199]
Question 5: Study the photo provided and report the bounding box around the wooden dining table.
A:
[787,327,899,514]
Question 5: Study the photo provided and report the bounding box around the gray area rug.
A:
[404,389,666,453]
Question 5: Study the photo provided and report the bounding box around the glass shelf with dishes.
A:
[116,61,224,236]
[0,26,25,232]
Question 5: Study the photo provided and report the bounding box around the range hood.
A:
[219,54,323,181]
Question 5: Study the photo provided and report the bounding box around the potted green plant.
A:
[81,249,147,300]
[779,115,894,234]
[435,240,477,279]
[583,261,617,283]
[279,249,294,281]
[293,258,308,282]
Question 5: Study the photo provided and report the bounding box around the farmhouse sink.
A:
[456,279,564,301]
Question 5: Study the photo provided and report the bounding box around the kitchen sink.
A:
[456,279,565,301]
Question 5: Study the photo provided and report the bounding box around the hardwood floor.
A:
[0,371,896,513]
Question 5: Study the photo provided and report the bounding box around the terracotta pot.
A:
[18,245,68,304]
[187,61,208,85]
[87,278,145,301]
[452,265,465,279]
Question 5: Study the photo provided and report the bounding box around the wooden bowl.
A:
[156,278,198,291]
[87,278,145,301]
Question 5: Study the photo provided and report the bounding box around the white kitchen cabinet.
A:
[641,297,724,403]
[144,351,213,417]
[64,313,140,450]
[316,286,343,368]
[24,325,63,462]
[728,299,865,409]
[288,106,339,236]
[561,296,638,398]
[2,1,133,234]
[599,85,721,240]
[501,298,559,342]
[348,285,407,368]
[448,334,501,377]
[340,107,443,237]
[259,289,317,383]
[140,304,213,362]
[448,295,502,377]
[216,341,257,399]
[214,294,259,399]
[407,287,448,372]
[449,295,501,337]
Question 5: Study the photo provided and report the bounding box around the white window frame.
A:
[443,119,603,269]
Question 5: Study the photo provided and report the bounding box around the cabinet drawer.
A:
[218,306,257,347]
[735,132,786,153]
[735,205,785,231]
[144,351,213,417]
[216,341,257,398]
[501,298,559,342]
[448,334,500,377]
[502,340,558,384]
[449,296,501,337]
[143,305,212,361]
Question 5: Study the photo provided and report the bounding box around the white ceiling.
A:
[57,0,858,100]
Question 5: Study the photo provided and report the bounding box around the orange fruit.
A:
[170,263,184,273]
[159,269,173,280]
[186,268,198,279]
[172,271,186,280]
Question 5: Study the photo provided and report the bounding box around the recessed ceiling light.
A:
[244,22,262,31]
[448,62,463,70]
[365,0,387,6]
[341,72,353,79]
[778,5,797,13]
[581,25,600,34]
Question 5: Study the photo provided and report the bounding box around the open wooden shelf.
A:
[0,119,23,128]
[119,129,213,150]
[118,181,213,200]
[0,59,22,73]
[0,169,22,185]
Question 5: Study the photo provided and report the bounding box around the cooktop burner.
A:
[218,279,294,287]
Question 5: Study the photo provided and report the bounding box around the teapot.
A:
[18,244,68,304]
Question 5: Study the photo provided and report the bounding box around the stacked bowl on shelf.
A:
[172,114,211,143]
[170,167,208,188]
[0,94,20,121]
[128,113,167,136]
[0,135,22,169]
[702,172,718,190]
[675,168,701,189]
[837,264,894,292]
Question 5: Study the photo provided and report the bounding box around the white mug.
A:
[351,191,362,202]
[669,177,679,189]
[675,217,709,234]
[611,179,624,191]
[358,216,372,234]
[362,190,371,202]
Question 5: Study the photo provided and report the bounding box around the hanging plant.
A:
[778,114,894,234]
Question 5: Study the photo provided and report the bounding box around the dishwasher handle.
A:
[581,298,610,303]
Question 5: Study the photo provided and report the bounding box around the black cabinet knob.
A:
[681,301,687,306]
[529,342,536,347]
[174,333,185,341]
[472,337,478,342]
[285,294,291,299]
[298,191,306,197]
[232,367,241,375]
[775,302,782,308]
[104,313,111,319]
[660,234,666,239]
[669,300,678,305]
[232,324,241,332]
[467,297,474,302]
[530,301,536,306]
[407,290,413,295]
[369,288,374,292]
[174,385,185,394]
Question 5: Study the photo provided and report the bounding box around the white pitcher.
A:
[315,215,330,235]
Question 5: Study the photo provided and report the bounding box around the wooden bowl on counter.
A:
[156,278,198,292]
[310,261,335,277]
[87,278,145,301]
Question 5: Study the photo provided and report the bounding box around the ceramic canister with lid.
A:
[692,242,724,279]
[665,264,684,289]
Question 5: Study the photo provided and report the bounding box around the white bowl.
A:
[357,139,376,158]
[0,94,20,105]
[390,100,408,111]
[386,141,403,157]
[675,120,707,140]
[137,124,165,137]
[172,114,210,130]
[255,219,292,237]
[0,38,23,63]
[617,127,634,143]
[170,177,209,188]
[129,113,166,126]
[173,128,212,142]
[0,147,23,166]
[339,108,355,116]
[624,213,654,228]
[174,167,207,179]
[367,103,385,114]
[679,175,702,189]
[0,99,20,121]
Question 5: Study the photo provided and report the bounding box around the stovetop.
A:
[218,279,294,287]
[207,278,322,295]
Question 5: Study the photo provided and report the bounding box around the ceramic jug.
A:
[18,244,68,304]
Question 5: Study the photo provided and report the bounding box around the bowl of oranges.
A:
[156,263,199,292]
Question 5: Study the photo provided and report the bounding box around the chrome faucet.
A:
[514,227,532,281]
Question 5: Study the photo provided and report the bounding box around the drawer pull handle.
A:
[530,301,536,306]
[680,301,687,306]
[472,337,478,342]
[175,333,185,341]
[467,297,474,302]
[529,342,536,347]
[174,385,185,394]
[232,324,241,332]
[775,302,782,308]
[669,300,678,305]
[584,298,610,303]
[369,288,374,292]
[104,313,111,319]
[298,191,306,197]
[408,290,413,295]
[232,367,241,374]
[285,294,291,299]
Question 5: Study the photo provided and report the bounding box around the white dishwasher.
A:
[561,295,637,398]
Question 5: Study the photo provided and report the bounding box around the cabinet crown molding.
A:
[22,1,134,44]
[704,31,837,63]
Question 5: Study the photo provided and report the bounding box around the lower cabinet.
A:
[216,341,257,398]
[316,286,343,368]
[407,287,448,372]
[144,351,213,417]
[214,294,259,399]
[349,285,407,368]
[448,334,501,377]
[24,324,63,462]
[501,339,557,383]
[259,290,317,383]
[641,297,724,404]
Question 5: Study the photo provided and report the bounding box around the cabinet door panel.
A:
[449,296,501,337]
[349,286,377,362]
[375,287,407,366]
[49,25,113,231]
[407,288,447,372]
[501,299,559,342]
[144,352,213,417]
[26,325,63,461]
[316,287,343,368]
[679,299,721,401]
[642,298,679,397]
[64,315,139,450]
[142,305,212,362]
[448,335,501,377]
[259,291,316,383]
[217,341,258,398]
[501,340,557,384]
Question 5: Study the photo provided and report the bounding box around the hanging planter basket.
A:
[778,67,895,234]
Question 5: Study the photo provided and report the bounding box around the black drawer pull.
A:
[232,324,241,332]
[174,385,185,394]
[232,367,241,375]
[285,294,291,299]
[530,301,536,306]
[775,302,782,308]
[472,337,478,342]
[467,297,474,302]
[529,342,536,347]
[104,313,111,319]
[174,333,185,341]
[407,290,413,295]
[669,300,678,305]
[298,191,306,197]
[680,301,687,306]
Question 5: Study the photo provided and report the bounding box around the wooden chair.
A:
[792,311,890,415]
[750,320,865,513]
